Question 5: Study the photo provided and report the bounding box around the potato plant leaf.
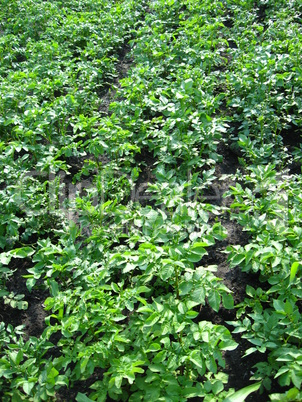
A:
[224,382,262,402]
[76,393,94,402]
[290,262,300,284]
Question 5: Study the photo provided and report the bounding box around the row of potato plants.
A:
[221,1,302,401]
[0,0,301,401]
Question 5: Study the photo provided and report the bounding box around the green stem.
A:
[175,266,179,299]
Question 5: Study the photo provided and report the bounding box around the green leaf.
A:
[291,371,301,389]
[179,281,193,296]
[145,387,161,400]
[125,300,134,311]
[212,380,224,395]
[186,310,198,319]
[190,351,205,371]
[183,383,204,398]
[191,286,206,305]
[26,277,36,292]
[123,263,136,273]
[286,388,299,400]
[222,293,234,309]
[149,364,165,373]
[10,247,34,258]
[243,347,258,357]
[111,315,127,322]
[160,264,174,280]
[76,392,94,402]
[273,299,285,313]
[230,253,245,266]
[0,253,11,265]
[224,382,261,402]
[8,351,18,364]
[187,246,207,263]
[23,381,35,395]
[175,322,186,333]
[48,367,59,379]
[145,312,160,327]
[245,285,255,297]
[206,355,217,373]
[219,340,238,351]
[290,262,300,284]
[111,282,119,293]
[0,289,9,297]
[49,279,59,297]
[208,290,221,312]
[147,343,161,352]
[115,375,123,389]
[178,302,186,314]
[192,241,211,249]
[166,382,182,396]
[153,351,166,364]
[137,286,150,294]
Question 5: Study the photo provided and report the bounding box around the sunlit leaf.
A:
[224,382,261,402]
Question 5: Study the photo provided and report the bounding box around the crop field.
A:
[0,0,302,401]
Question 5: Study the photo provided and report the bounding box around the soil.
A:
[0,260,48,340]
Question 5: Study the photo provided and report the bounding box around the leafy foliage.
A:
[0,0,302,400]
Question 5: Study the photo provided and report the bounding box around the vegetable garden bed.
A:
[0,0,302,401]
